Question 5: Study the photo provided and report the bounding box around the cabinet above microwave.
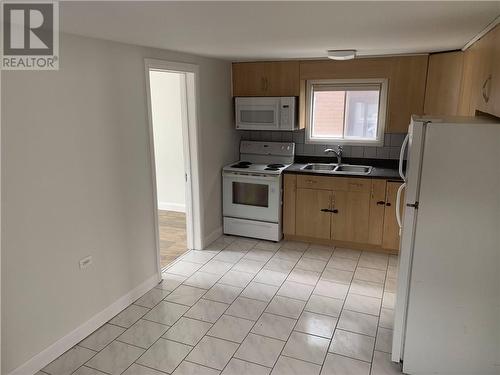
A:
[235,96,298,131]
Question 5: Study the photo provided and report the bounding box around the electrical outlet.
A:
[79,256,93,270]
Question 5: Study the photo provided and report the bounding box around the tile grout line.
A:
[65,238,395,375]
[216,240,308,373]
[369,258,389,375]
[322,248,368,370]
[75,239,235,375]
[130,237,266,375]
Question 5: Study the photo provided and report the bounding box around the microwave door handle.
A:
[399,133,409,181]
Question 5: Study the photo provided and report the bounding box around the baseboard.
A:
[203,226,223,248]
[8,273,161,375]
[158,202,185,212]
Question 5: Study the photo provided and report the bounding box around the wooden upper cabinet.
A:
[387,55,428,133]
[232,61,300,96]
[299,56,428,133]
[424,52,464,116]
[459,24,499,116]
[490,24,500,117]
[299,58,392,80]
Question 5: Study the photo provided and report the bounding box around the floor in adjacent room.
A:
[159,210,188,269]
[40,236,403,375]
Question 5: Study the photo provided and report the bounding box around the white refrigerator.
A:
[391,116,500,375]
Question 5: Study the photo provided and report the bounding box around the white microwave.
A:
[235,97,297,131]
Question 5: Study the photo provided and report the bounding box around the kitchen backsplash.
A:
[239,129,406,159]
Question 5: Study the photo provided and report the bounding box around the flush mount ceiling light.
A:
[327,49,357,60]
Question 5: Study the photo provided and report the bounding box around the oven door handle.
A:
[223,172,278,182]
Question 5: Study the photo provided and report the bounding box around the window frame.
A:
[305,78,388,146]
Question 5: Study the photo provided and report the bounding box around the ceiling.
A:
[60,1,500,61]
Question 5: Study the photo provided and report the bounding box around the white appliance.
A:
[392,116,500,375]
[235,97,297,131]
[223,141,295,241]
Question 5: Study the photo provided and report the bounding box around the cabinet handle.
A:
[386,202,392,207]
[264,77,269,91]
[261,77,266,91]
[320,208,338,213]
[305,179,316,184]
[377,200,386,205]
[482,74,492,103]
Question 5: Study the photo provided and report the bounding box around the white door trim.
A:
[144,59,203,277]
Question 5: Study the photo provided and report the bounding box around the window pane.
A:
[344,90,380,139]
[312,90,345,138]
[232,182,268,207]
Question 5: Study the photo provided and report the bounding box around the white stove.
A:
[222,141,295,241]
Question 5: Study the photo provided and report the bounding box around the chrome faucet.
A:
[324,146,343,165]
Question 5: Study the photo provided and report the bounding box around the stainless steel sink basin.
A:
[301,163,372,175]
[334,165,372,175]
[301,163,337,171]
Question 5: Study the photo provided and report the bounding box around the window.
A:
[306,79,388,146]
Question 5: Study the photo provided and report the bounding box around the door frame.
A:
[144,59,203,276]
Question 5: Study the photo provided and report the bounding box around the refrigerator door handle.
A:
[399,133,410,181]
[396,182,406,234]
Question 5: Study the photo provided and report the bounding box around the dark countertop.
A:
[284,156,404,181]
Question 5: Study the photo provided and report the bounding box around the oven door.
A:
[223,172,280,223]
[235,97,281,130]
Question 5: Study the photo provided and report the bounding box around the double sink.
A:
[301,163,373,175]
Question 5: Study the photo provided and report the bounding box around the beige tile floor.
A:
[40,236,403,375]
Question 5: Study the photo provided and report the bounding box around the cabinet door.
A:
[382,182,404,251]
[459,29,496,115]
[490,24,500,117]
[387,55,428,133]
[368,179,387,245]
[232,61,299,97]
[295,188,332,239]
[331,190,349,241]
[344,191,371,243]
[424,52,464,116]
[283,174,297,236]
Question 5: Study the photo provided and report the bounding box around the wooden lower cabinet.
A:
[283,174,297,236]
[331,190,348,241]
[382,181,404,250]
[295,188,332,239]
[283,173,402,253]
[343,191,371,243]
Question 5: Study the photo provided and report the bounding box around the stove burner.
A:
[265,167,279,171]
[231,164,250,169]
[267,163,285,168]
[231,161,252,169]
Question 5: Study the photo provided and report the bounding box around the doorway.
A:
[145,59,202,272]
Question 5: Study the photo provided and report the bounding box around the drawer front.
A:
[347,178,371,192]
[297,175,348,190]
[297,175,332,190]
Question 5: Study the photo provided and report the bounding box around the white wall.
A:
[150,71,186,212]
[1,32,238,374]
